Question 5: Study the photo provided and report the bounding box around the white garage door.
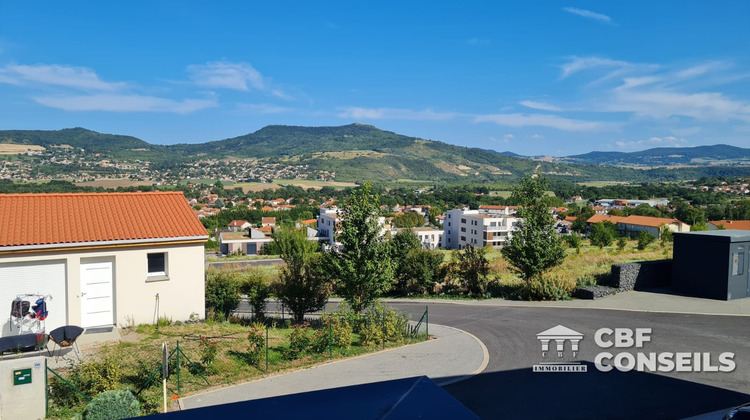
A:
[0,260,67,336]
[80,260,114,328]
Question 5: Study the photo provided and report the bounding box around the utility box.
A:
[673,230,750,300]
[0,356,46,420]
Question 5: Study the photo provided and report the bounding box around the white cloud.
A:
[614,136,688,150]
[0,64,125,91]
[529,134,545,140]
[559,56,750,124]
[608,89,750,122]
[237,103,292,114]
[562,7,613,24]
[502,134,514,143]
[519,100,562,112]
[337,107,458,121]
[474,113,608,132]
[34,94,217,114]
[186,61,266,91]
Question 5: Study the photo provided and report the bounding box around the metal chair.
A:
[47,325,84,359]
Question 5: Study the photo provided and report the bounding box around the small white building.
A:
[412,227,443,250]
[0,192,207,335]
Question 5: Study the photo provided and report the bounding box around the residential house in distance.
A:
[586,214,690,239]
[317,207,340,245]
[411,227,443,250]
[219,229,272,255]
[228,220,252,232]
[261,217,277,227]
[0,192,207,334]
[709,220,750,231]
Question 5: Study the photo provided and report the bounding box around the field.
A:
[577,181,631,187]
[0,144,45,154]
[234,179,358,193]
[76,178,157,188]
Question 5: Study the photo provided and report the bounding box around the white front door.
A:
[80,260,114,328]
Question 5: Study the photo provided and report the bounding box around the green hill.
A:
[2,124,750,183]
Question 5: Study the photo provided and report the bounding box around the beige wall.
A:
[0,242,205,328]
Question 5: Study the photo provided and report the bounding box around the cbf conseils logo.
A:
[531,325,737,373]
[533,325,587,373]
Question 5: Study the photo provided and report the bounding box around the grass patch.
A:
[47,315,424,419]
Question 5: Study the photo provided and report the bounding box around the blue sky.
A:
[0,1,748,155]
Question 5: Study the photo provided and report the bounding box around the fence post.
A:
[176,340,181,396]
[425,306,429,339]
[328,321,333,359]
[265,324,269,373]
[45,357,48,417]
[382,308,386,350]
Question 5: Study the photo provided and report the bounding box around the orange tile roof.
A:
[228,220,249,227]
[619,215,685,228]
[261,217,276,224]
[586,214,626,224]
[0,192,207,248]
[299,219,317,225]
[710,220,750,230]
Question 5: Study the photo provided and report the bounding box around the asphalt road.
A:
[389,302,750,420]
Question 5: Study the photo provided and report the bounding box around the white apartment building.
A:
[317,207,388,249]
[412,227,443,250]
[317,207,340,245]
[442,208,520,250]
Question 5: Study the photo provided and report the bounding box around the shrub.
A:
[359,304,408,345]
[238,269,271,320]
[321,313,354,349]
[311,328,330,353]
[589,222,618,249]
[524,275,576,301]
[288,323,312,359]
[205,270,241,320]
[84,389,140,420]
[395,248,443,295]
[617,236,627,251]
[563,235,581,253]
[637,231,656,250]
[198,337,218,366]
[247,323,266,365]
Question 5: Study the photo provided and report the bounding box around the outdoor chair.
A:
[47,325,84,360]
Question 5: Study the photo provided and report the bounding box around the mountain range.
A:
[1,124,749,183]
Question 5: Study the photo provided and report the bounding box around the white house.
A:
[0,191,208,336]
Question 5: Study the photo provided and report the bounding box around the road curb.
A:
[434,324,490,387]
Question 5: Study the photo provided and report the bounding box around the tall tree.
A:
[502,175,566,282]
[274,227,330,323]
[327,181,394,312]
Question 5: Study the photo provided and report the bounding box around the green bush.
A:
[50,356,124,407]
[358,304,408,345]
[205,271,241,320]
[288,323,312,359]
[637,231,656,250]
[311,328,330,353]
[199,337,218,366]
[84,390,140,420]
[524,275,576,301]
[238,269,271,320]
[247,323,266,365]
[321,313,353,349]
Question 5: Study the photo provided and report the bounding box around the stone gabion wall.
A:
[610,260,673,291]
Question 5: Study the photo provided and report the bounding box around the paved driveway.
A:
[390,302,750,420]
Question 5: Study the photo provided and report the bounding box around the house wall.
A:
[0,242,205,328]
